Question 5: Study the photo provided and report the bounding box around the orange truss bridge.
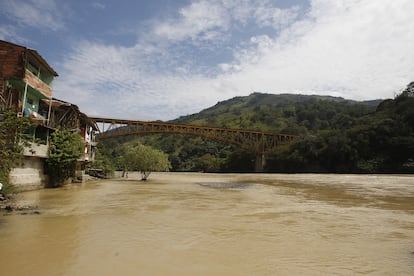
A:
[89,117,297,171]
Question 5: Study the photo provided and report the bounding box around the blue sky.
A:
[1,0,413,120]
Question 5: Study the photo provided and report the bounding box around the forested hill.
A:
[172,93,381,134]
[99,83,413,173]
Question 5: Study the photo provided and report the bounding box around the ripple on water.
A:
[196,182,252,189]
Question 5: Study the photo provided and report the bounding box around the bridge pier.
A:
[255,152,265,172]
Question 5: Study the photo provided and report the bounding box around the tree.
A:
[118,143,171,180]
[46,129,84,187]
[89,144,115,178]
[196,153,223,172]
[221,148,255,172]
[0,110,32,193]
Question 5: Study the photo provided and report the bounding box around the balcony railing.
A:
[23,69,52,98]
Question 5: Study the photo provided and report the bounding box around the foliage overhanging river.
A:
[1,173,413,275]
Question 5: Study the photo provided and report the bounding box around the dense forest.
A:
[98,82,414,173]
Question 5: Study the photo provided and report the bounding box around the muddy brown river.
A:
[1,173,413,275]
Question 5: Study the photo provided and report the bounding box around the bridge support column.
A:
[255,152,265,172]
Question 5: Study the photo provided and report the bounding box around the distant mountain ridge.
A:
[174,93,382,119]
[172,92,382,134]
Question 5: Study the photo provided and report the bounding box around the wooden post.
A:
[46,97,52,126]
[21,81,28,114]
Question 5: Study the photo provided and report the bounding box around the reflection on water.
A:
[0,173,413,275]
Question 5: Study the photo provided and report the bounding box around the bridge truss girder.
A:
[90,117,296,171]
[91,117,295,153]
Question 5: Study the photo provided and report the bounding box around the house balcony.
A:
[23,69,52,98]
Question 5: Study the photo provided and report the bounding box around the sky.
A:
[1,0,413,120]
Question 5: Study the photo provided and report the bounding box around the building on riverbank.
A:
[0,40,97,190]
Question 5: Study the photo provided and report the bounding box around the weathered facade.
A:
[0,39,57,150]
[0,40,96,190]
[0,40,57,115]
[47,98,97,162]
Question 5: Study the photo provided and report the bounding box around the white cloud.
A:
[0,25,27,43]
[55,0,414,121]
[253,3,300,29]
[0,0,65,31]
[153,1,229,42]
[220,0,300,29]
[152,0,300,43]
[54,41,221,120]
[92,2,106,10]
[218,0,414,99]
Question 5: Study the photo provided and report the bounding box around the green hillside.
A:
[98,84,413,173]
[173,93,380,134]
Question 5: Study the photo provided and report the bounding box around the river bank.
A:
[0,192,12,210]
[0,173,99,214]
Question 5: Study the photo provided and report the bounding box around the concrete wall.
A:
[9,157,47,191]
[23,142,49,158]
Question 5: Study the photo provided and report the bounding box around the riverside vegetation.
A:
[0,112,84,194]
[45,129,84,187]
[1,82,413,194]
[0,110,32,194]
[98,82,414,174]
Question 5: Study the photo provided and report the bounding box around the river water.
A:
[1,173,413,275]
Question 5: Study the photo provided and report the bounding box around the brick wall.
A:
[0,78,3,94]
[0,41,25,79]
